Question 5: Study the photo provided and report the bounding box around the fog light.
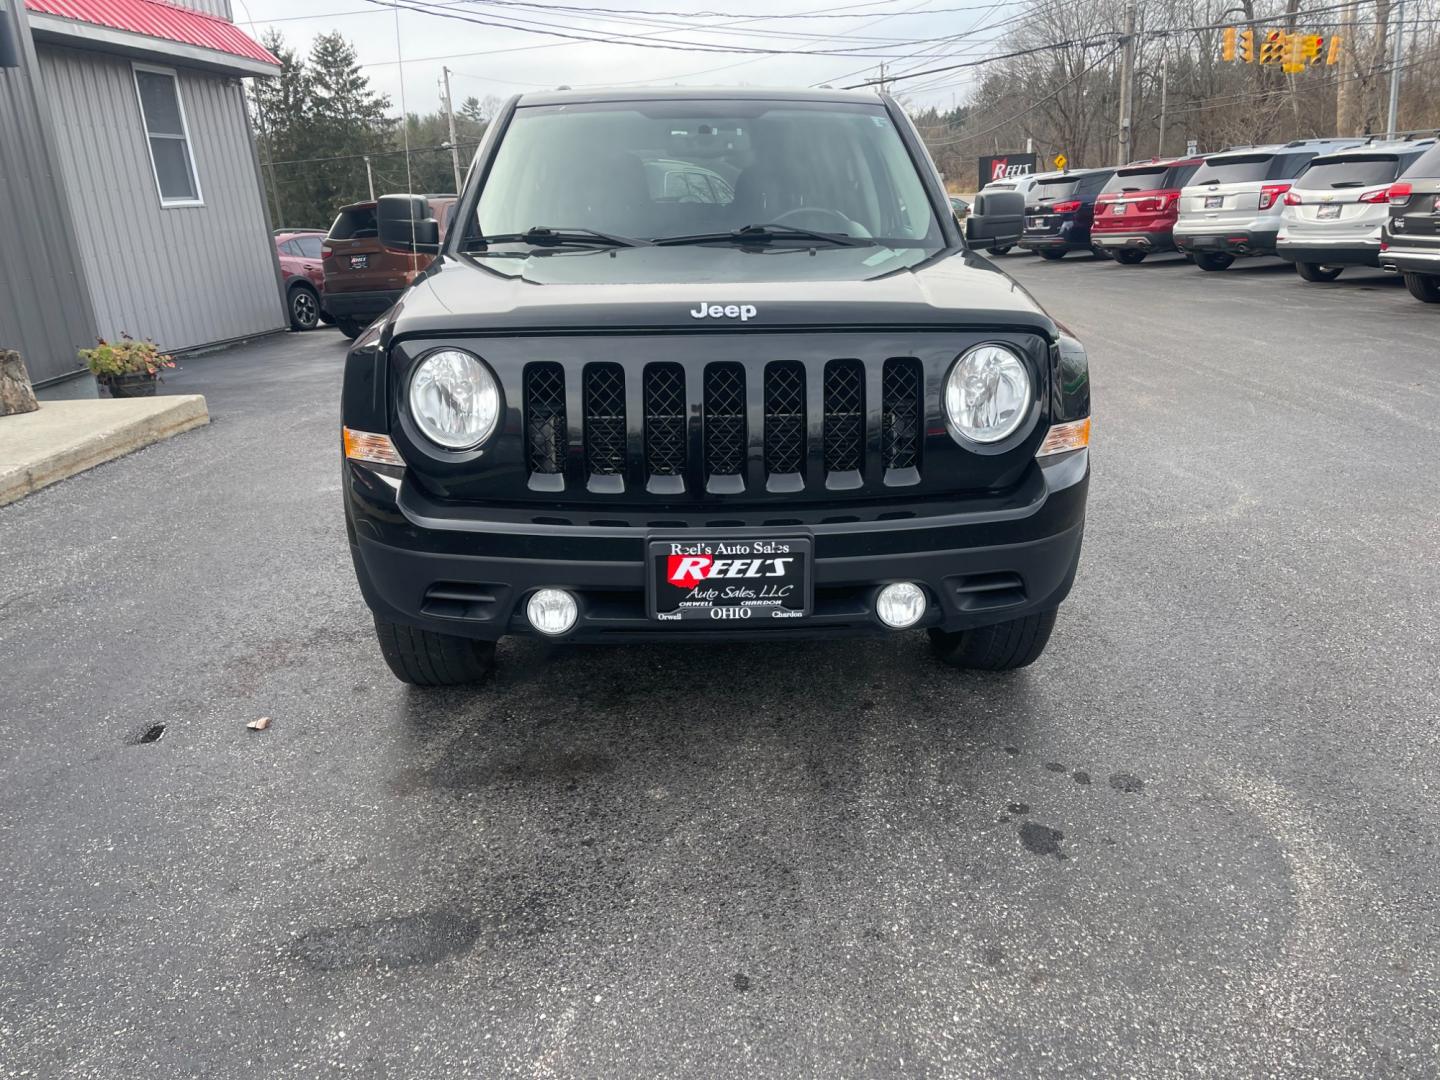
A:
[527,588,578,636]
[876,582,926,629]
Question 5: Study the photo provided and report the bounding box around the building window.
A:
[132,64,202,207]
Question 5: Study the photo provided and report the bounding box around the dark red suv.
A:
[275,230,328,331]
[322,196,457,339]
[1089,156,1207,264]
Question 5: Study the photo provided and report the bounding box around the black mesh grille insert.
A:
[584,363,626,476]
[644,364,686,477]
[882,358,923,471]
[823,359,864,472]
[764,362,806,475]
[523,363,566,475]
[704,363,746,477]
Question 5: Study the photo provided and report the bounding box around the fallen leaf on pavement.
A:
[247,716,271,731]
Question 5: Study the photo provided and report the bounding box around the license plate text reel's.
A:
[648,537,812,623]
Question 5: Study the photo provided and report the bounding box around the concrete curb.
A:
[0,395,209,508]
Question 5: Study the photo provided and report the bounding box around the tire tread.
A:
[374,618,495,686]
[929,610,1058,671]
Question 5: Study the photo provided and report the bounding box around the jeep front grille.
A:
[881,357,923,473]
[823,359,864,473]
[763,361,806,480]
[703,362,747,483]
[524,362,566,475]
[644,363,687,478]
[522,357,930,496]
[583,363,626,478]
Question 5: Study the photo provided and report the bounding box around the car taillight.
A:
[1283,191,1303,206]
[1259,183,1291,211]
[321,246,332,259]
[1358,187,1391,204]
[1051,200,1082,214]
[1385,181,1412,206]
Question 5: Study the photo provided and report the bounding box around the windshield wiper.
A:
[653,223,872,248]
[466,226,651,250]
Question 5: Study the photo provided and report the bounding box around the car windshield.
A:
[1189,155,1275,184]
[1297,156,1402,188]
[470,100,943,247]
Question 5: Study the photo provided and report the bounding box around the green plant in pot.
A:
[79,335,175,398]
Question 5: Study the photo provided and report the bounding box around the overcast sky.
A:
[230,0,1017,119]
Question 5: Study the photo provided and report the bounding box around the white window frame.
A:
[131,62,204,209]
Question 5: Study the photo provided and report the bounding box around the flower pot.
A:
[103,372,158,398]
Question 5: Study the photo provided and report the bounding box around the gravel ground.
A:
[2,251,1438,1078]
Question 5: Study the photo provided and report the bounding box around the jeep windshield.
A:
[467,99,944,249]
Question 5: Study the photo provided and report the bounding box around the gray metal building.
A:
[0,0,282,394]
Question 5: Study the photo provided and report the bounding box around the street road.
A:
[2,253,1438,1077]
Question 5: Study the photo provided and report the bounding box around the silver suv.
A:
[1174,139,1361,271]
[1278,138,1437,282]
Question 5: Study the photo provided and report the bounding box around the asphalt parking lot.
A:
[3,251,1438,1078]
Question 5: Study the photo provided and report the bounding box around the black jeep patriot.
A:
[340,88,1091,685]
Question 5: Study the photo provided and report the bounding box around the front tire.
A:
[1403,272,1440,303]
[1038,249,1067,261]
[1296,261,1343,282]
[336,316,368,340]
[1113,250,1146,265]
[1193,252,1235,272]
[288,285,321,331]
[991,245,1013,255]
[374,618,496,686]
[929,610,1058,671]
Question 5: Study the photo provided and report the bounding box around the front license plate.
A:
[1204,195,1224,209]
[648,537,811,623]
[349,254,369,269]
[1317,204,1341,220]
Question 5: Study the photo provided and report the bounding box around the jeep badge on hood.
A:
[691,302,757,321]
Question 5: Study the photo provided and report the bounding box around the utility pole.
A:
[441,66,462,194]
[364,155,376,201]
[1157,60,1168,157]
[1116,1,1137,166]
[1336,1,1358,135]
[1385,0,1404,136]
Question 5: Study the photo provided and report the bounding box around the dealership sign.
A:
[979,153,1038,183]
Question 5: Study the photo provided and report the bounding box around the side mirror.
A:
[377,194,440,253]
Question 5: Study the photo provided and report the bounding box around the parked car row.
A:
[963,135,1440,306]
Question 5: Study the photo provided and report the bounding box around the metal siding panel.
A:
[36,44,284,351]
[0,4,99,384]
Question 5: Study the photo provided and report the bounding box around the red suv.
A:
[322,196,457,339]
[275,230,329,331]
[1090,156,1207,264]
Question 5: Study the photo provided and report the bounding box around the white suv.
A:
[1174,139,1361,271]
[1278,139,1436,282]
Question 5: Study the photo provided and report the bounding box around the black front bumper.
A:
[345,451,1089,644]
[1174,229,1278,256]
[324,289,403,319]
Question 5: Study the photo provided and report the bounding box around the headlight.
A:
[945,344,1032,443]
[408,349,500,450]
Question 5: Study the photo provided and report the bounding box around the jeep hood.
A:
[383,244,1059,339]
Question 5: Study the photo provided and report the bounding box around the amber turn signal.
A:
[1035,417,1090,458]
[343,427,406,467]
